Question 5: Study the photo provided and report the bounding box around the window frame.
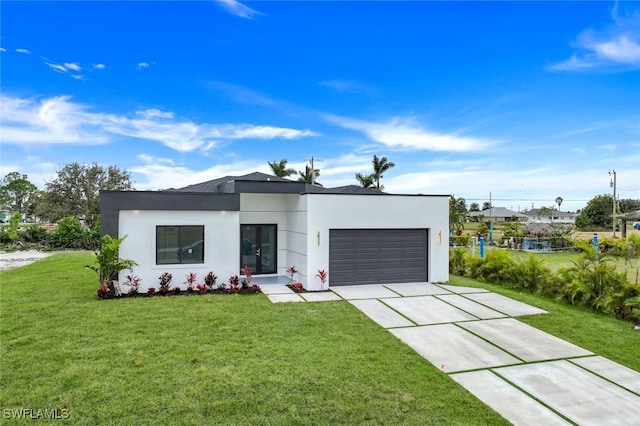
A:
[156,225,205,265]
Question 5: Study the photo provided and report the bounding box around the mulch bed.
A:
[286,284,333,294]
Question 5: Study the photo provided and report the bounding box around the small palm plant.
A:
[86,235,137,296]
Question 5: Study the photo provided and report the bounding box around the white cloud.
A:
[45,61,88,78]
[0,95,109,145]
[216,0,261,19]
[46,62,68,73]
[136,109,175,120]
[64,62,81,71]
[94,63,106,70]
[16,48,31,54]
[137,62,150,70]
[324,114,495,152]
[0,47,6,53]
[224,125,317,139]
[130,160,266,190]
[0,94,318,152]
[550,6,640,71]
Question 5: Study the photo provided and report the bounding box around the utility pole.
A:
[609,169,617,238]
[311,156,315,185]
[308,156,321,185]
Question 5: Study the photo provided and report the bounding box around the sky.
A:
[1,1,639,213]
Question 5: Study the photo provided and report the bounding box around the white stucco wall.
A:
[116,192,448,293]
[240,194,308,280]
[118,210,239,292]
[303,194,450,290]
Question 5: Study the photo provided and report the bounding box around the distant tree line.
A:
[0,162,132,249]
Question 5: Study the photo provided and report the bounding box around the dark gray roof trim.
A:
[100,191,239,237]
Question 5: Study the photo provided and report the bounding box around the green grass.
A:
[449,276,640,372]
[1,252,509,425]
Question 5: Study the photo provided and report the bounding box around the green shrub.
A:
[513,255,550,292]
[454,235,470,247]
[21,225,50,244]
[477,251,517,285]
[449,248,467,276]
[50,216,92,249]
[449,248,639,322]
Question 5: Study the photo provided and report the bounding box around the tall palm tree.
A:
[449,196,468,233]
[268,159,296,177]
[355,172,375,189]
[555,196,563,212]
[371,155,395,192]
[297,165,321,185]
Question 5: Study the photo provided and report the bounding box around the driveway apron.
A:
[331,283,640,426]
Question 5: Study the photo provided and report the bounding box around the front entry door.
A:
[240,225,277,274]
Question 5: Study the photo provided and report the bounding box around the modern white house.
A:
[467,207,528,222]
[100,172,450,292]
[522,208,577,225]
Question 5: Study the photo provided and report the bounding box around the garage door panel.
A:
[329,229,428,286]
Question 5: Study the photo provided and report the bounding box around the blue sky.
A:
[1,1,639,212]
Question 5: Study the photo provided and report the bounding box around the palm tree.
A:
[355,172,375,189]
[555,196,563,212]
[371,155,395,192]
[297,165,321,185]
[268,159,296,177]
[469,202,480,212]
[449,196,468,233]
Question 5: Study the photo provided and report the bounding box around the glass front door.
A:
[240,225,277,274]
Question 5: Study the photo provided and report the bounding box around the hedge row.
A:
[449,238,640,322]
[0,215,100,250]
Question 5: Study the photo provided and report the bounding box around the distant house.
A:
[522,209,576,225]
[468,207,528,222]
[100,172,450,292]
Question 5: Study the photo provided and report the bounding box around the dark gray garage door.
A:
[329,229,428,286]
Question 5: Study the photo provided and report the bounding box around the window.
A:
[156,226,204,264]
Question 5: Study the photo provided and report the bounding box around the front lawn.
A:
[1,252,508,425]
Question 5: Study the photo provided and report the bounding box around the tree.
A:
[355,172,375,189]
[619,198,640,214]
[268,159,296,178]
[555,196,563,211]
[372,155,395,192]
[539,206,553,221]
[575,194,615,230]
[297,165,321,185]
[0,172,39,217]
[482,201,492,211]
[449,196,468,233]
[469,202,480,212]
[37,162,133,229]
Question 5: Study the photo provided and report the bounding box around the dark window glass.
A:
[156,226,204,264]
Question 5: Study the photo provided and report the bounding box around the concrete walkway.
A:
[326,283,640,426]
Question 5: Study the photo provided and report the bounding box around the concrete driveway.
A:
[331,283,640,426]
[0,250,55,270]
